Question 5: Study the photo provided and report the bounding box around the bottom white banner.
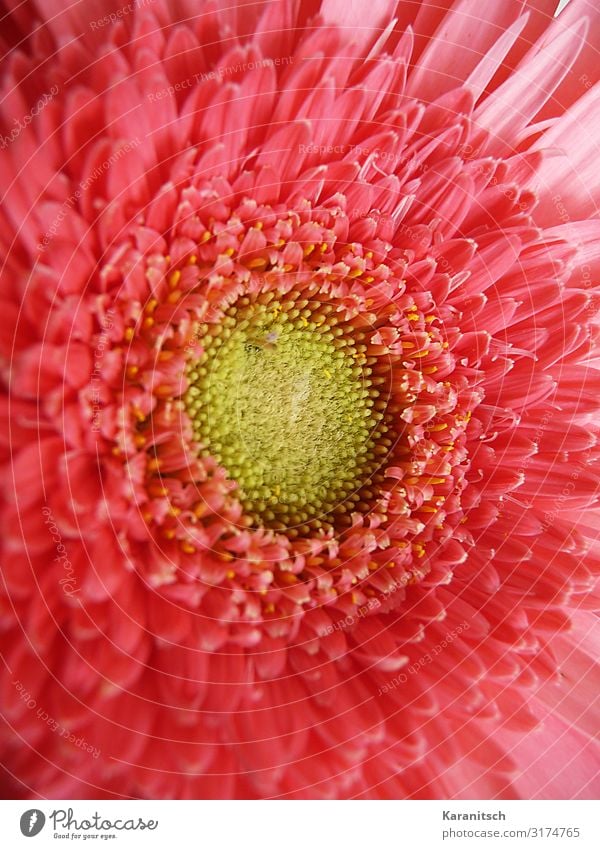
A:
[0,800,597,849]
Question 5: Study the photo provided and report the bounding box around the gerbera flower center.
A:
[185,292,389,531]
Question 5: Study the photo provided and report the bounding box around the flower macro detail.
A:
[1,0,599,800]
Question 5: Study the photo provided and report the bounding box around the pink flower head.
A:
[1,0,599,799]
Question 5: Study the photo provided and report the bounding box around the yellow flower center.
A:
[185,293,391,532]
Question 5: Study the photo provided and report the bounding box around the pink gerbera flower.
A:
[1,0,599,800]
